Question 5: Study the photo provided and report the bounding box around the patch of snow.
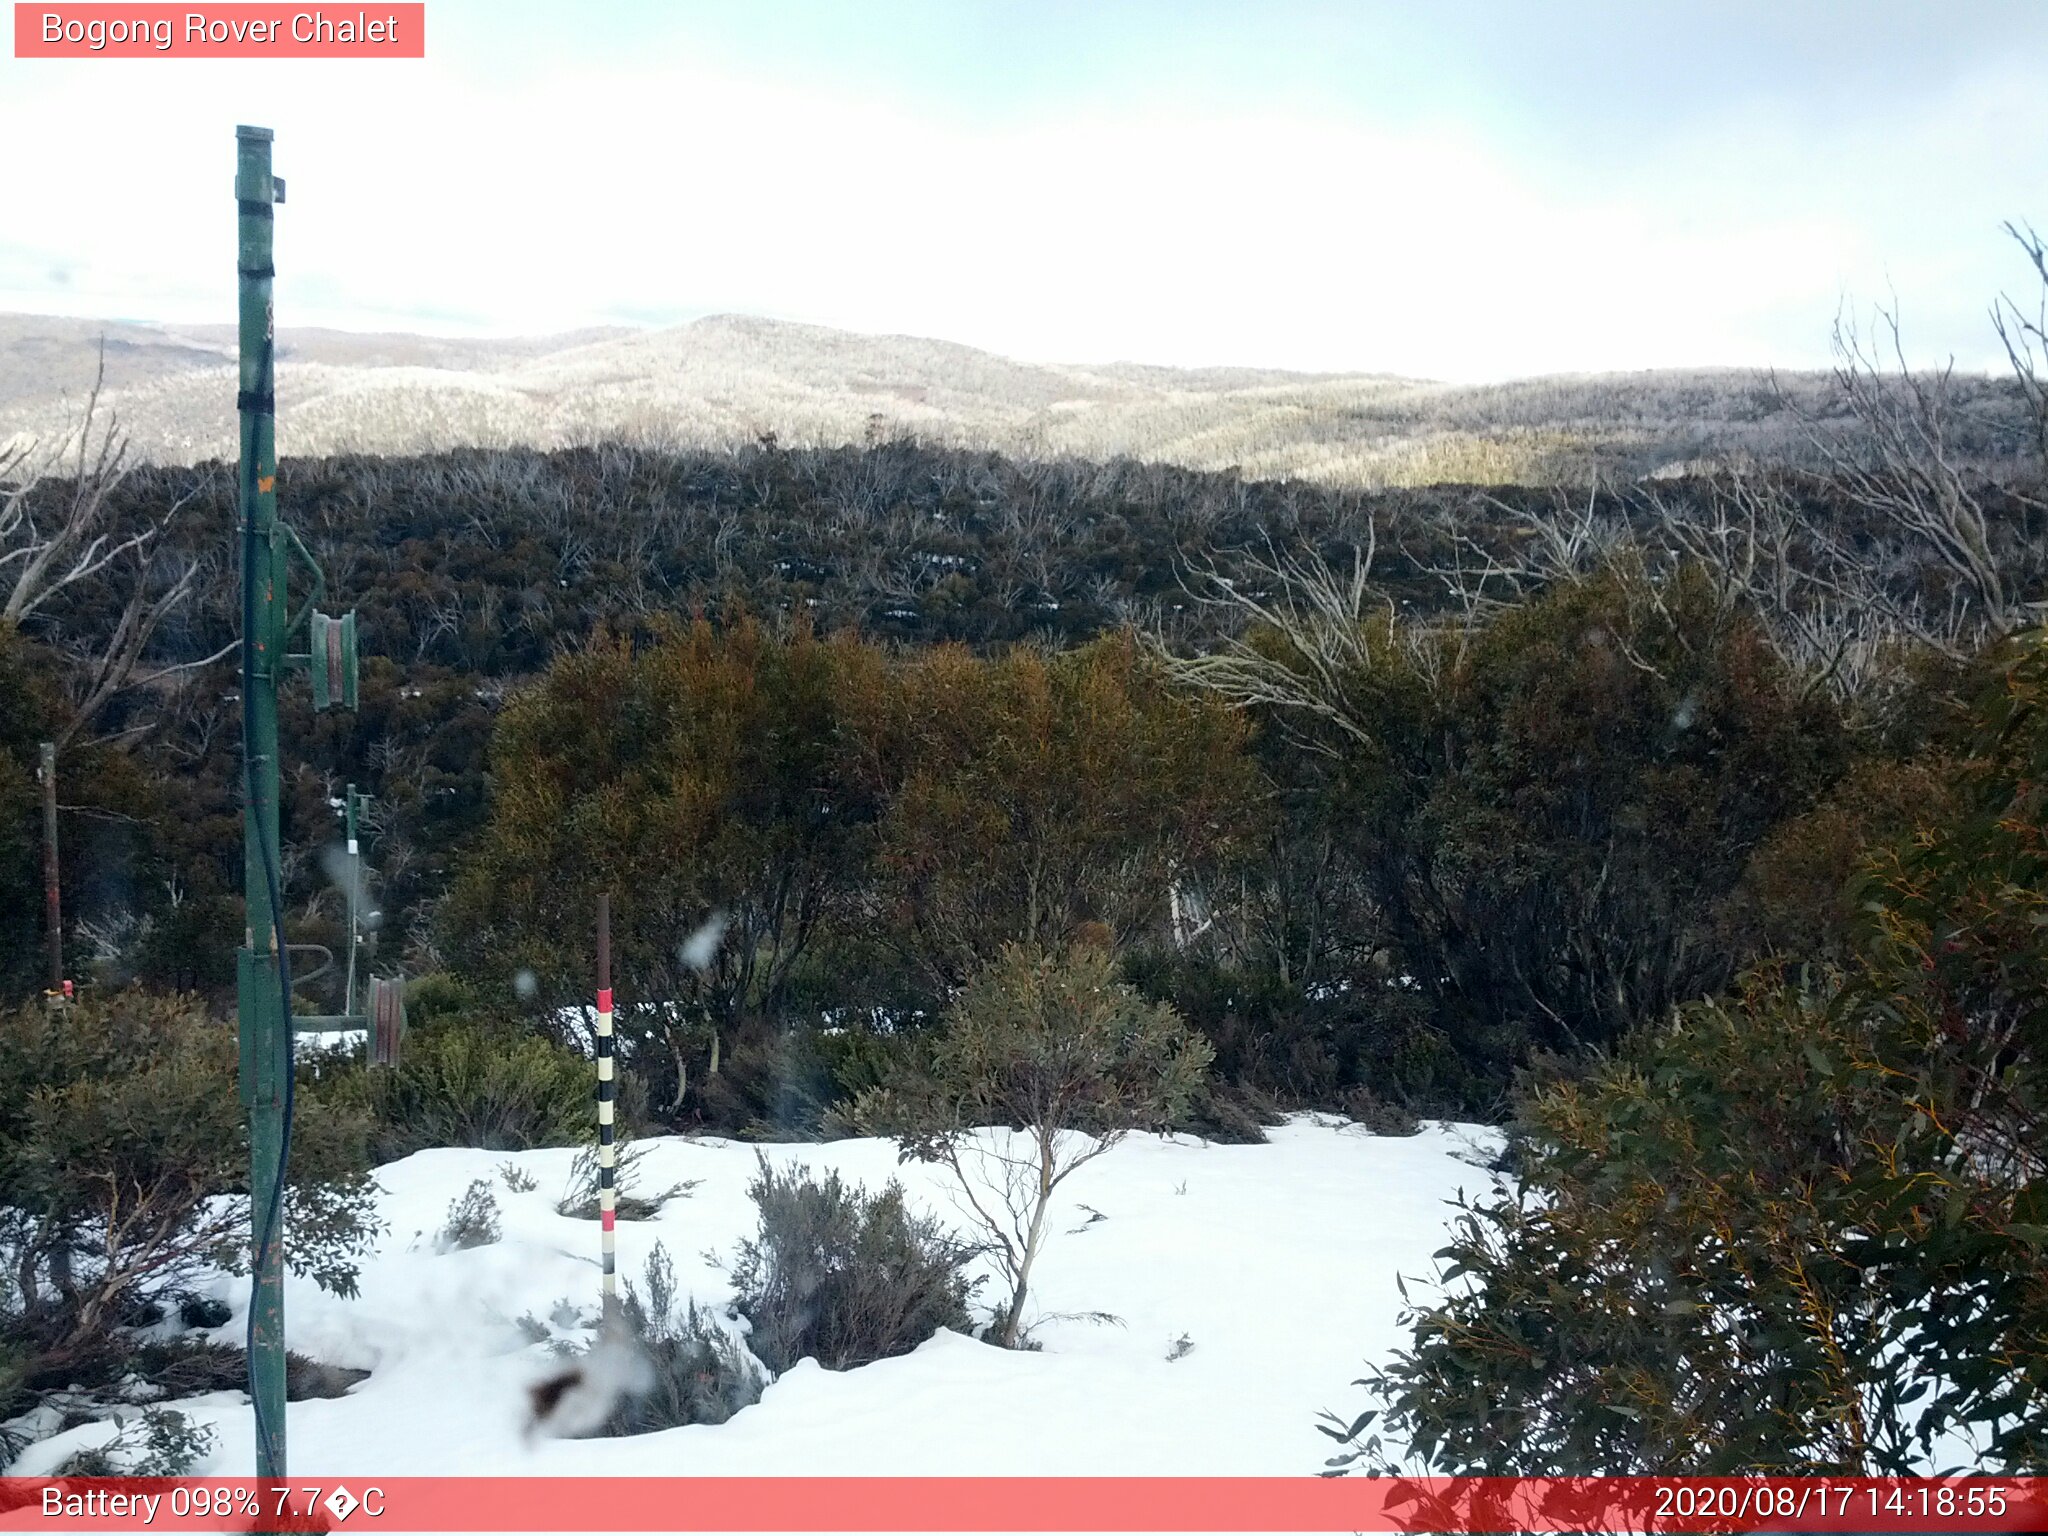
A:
[10,1120,1503,1479]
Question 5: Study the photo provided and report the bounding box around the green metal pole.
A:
[235,123,288,1484]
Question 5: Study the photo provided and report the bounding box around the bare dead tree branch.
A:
[0,345,151,623]
[1769,297,2035,647]
[3,343,230,746]
[1993,219,2048,469]
[1156,525,1392,757]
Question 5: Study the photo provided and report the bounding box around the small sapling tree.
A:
[854,941,1211,1348]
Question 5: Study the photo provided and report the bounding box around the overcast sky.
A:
[3,0,2045,380]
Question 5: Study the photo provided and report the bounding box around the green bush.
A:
[1127,953,1477,1120]
[53,1408,215,1477]
[1728,753,1960,965]
[443,616,881,1122]
[0,989,377,1425]
[1338,974,1901,1475]
[1334,633,2048,1477]
[728,1153,980,1374]
[404,972,484,1028]
[1420,566,1845,1057]
[1214,559,1849,1102]
[331,1013,594,1161]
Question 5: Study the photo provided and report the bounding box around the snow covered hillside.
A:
[14,1118,1500,1478]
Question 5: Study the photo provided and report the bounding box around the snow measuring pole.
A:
[596,894,618,1306]
[235,124,403,1483]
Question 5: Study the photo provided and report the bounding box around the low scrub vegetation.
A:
[326,982,595,1161]
[554,1141,693,1222]
[0,990,378,1466]
[52,1407,215,1477]
[728,1154,980,1374]
[600,1244,764,1436]
[437,1180,502,1251]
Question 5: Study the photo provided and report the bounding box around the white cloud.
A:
[0,17,2039,381]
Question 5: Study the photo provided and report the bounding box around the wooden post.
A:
[39,741,59,994]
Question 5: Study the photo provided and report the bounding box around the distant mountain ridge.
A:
[0,310,1887,487]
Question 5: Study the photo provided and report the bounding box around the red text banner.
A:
[13,5,424,58]
[1,1477,2045,1533]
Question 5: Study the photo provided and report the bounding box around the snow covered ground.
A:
[15,1116,1502,1479]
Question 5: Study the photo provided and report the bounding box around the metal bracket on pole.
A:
[307,610,359,711]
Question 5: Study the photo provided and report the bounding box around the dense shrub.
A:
[1152,556,1863,1112]
[444,614,881,1119]
[0,631,190,1002]
[686,1018,855,1139]
[728,1154,980,1374]
[1727,753,1960,966]
[1126,954,1476,1120]
[1394,565,1846,1063]
[852,634,1258,991]
[329,1008,593,1161]
[0,989,377,1469]
[0,990,377,1420]
[0,629,62,1001]
[447,624,1255,1126]
[600,1244,764,1435]
[1333,633,2048,1476]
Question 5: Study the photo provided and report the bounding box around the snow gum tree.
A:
[853,941,1212,1349]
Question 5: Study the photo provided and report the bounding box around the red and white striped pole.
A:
[595,893,617,1307]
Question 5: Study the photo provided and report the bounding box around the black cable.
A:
[240,331,296,1478]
